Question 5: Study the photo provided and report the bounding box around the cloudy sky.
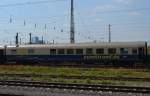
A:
[0,0,150,44]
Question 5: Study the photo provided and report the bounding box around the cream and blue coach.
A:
[3,41,147,65]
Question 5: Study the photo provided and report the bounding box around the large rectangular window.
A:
[58,49,65,55]
[86,48,93,55]
[67,49,74,55]
[96,48,104,54]
[120,48,128,54]
[108,48,116,54]
[76,49,83,55]
[50,49,56,55]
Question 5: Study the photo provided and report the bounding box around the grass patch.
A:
[0,65,150,78]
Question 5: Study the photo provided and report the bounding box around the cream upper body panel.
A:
[5,42,146,55]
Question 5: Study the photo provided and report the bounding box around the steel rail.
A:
[0,94,24,96]
[0,80,150,93]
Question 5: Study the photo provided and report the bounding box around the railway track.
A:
[0,80,150,93]
[2,63,150,69]
[0,73,150,82]
[0,94,23,96]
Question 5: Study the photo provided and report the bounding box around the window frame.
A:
[76,49,83,55]
[96,48,104,54]
[58,49,65,55]
[66,49,74,55]
[86,48,93,55]
[120,48,128,54]
[50,49,57,55]
[108,48,116,54]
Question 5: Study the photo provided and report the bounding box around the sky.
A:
[0,0,150,44]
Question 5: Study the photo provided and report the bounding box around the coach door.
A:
[138,47,145,60]
[0,50,4,63]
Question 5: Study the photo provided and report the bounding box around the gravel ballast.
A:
[0,85,149,96]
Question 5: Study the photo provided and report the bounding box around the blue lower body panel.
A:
[6,55,84,62]
[119,55,140,61]
[6,55,142,63]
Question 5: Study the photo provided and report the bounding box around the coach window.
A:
[108,48,116,54]
[132,49,138,54]
[11,50,17,55]
[96,48,104,54]
[50,49,56,55]
[76,49,83,55]
[86,48,93,55]
[28,49,34,55]
[67,49,74,55]
[58,49,65,55]
[120,48,128,54]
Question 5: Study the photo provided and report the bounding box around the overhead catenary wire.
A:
[75,7,92,40]
[95,8,150,14]
[0,0,68,7]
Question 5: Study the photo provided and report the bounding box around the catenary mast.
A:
[70,0,75,43]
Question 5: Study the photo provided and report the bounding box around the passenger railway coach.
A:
[0,42,149,66]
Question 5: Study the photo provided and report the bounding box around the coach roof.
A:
[6,42,146,49]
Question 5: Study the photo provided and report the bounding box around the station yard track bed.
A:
[0,80,150,94]
[0,94,23,96]
[2,63,150,69]
[0,73,150,82]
